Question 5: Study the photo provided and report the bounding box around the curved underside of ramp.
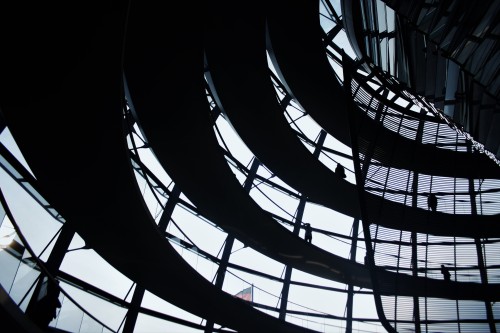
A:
[1,1,500,332]
[203,0,500,238]
[0,3,314,332]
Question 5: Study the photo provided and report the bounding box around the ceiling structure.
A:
[0,0,499,332]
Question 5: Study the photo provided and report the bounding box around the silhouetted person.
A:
[304,223,312,243]
[428,193,438,212]
[27,279,62,330]
[441,264,451,281]
[335,164,346,179]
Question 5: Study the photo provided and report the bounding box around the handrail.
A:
[0,142,65,223]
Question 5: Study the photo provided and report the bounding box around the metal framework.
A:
[0,1,499,333]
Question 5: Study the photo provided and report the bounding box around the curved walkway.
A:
[266,0,500,180]
[204,0,500,238]
[0,3,313,332]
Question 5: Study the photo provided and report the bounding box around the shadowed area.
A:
[0,3,316,332]
[0,1,499,332]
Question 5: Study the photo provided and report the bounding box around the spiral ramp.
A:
[0,1,499,332]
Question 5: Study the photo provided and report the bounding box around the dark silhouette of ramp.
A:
[203,0,500,238]
[0,3,315,332]
[124,0,500,301]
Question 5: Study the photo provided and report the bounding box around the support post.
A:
[278,196,306,320]
[124,185,180,332]
[157,185,181,232]
[468,165,496,333]
[345,218,359,333]
[279,131,325,320]
[205,158,260,332]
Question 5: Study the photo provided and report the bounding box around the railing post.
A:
[123,185,180,333]
[345,218,359,333]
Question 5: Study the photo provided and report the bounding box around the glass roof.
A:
[1,1,498,332]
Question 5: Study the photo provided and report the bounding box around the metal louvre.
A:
[352,71,469,152]
[344,52,500,331]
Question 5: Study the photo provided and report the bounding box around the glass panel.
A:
[224,267,283,310]
[9,263,39,311]
[386,5,395,32]
[142,290,203,324]
[0,128,35,177]
[249,180,298,222]
[333,30,357,59]
[170,206,227,258]
[229,240,285,277]
[60,282,127,331]
[376,0,387,32]
[170,242,218,282]
[54,296,84,332]
[61,234,133,300]
[0,246,22,292]
[288,282,347,316]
